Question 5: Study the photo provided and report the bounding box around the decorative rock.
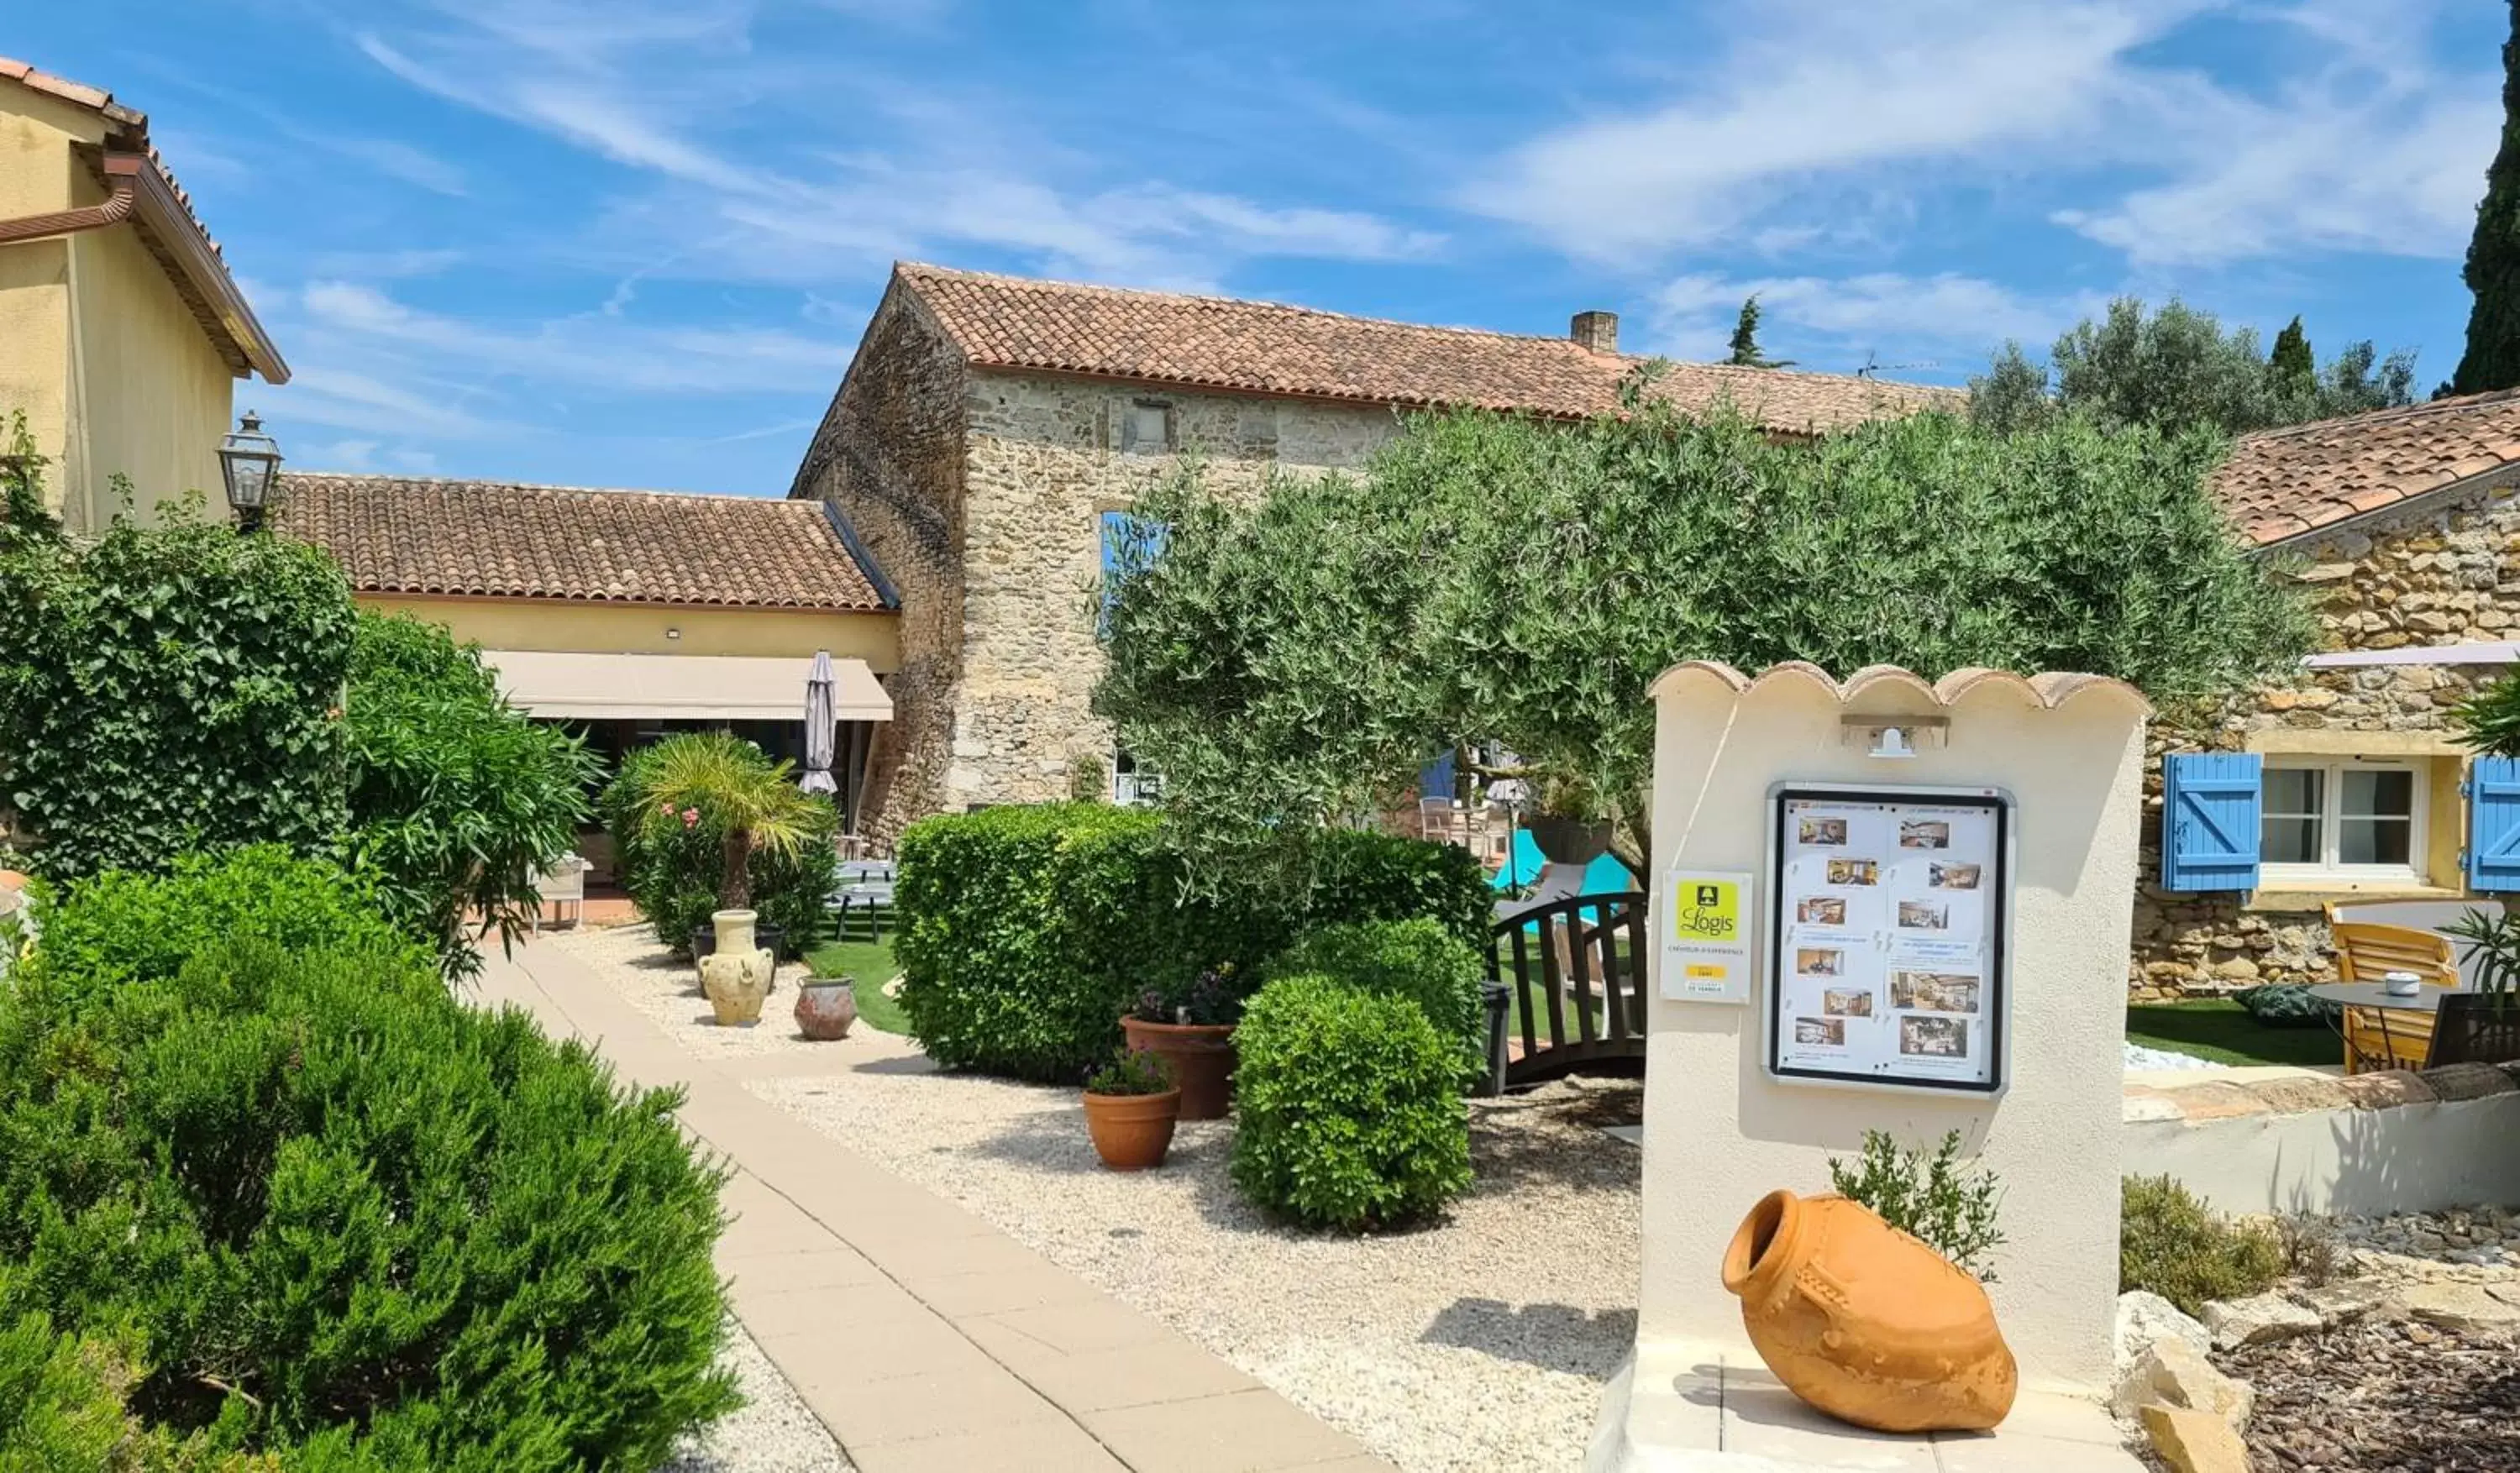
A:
[2141,1404,2252,1473]
[2202,1292,2323,1350]
[2112,1336,2253,1429]
[2392,1281,2520,1337]
[2114,1291,2212,1371]
[2291,1279,2391,1329]
[2337,1070,2435,1109]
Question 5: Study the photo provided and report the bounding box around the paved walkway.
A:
[476,941,1394,1473]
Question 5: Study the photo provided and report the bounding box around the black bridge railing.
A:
[1485,890,1651,1090]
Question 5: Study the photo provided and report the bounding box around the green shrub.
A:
[0,859,734,1470]
[2119,1175,2285,1315]
[0,512,354,883]
[343,613,599,978]
[894,805,1488,1082]
[601,736,837,959]
[1083,1049,1174,1096]
[30,847,423,992]
[1826,1130,2006,1278]
[1229,974,1473,1229]
[1264,919,1486,1087]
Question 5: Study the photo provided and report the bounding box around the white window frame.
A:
[2258,756,2427,889]
[1113,747,1163,807]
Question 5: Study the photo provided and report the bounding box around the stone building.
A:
[2139,390,2520,995]
[790,262,1958,837]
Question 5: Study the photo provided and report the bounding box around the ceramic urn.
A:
[698,909,774,1026]
[1721,1189,2017,1434]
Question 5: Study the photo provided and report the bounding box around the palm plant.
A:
[629,733,822,912]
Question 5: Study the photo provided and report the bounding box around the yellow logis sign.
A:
[1662,868,1755,1004]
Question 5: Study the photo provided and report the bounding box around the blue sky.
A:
[13,1,2505,495]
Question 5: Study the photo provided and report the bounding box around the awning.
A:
[481,651,892,722]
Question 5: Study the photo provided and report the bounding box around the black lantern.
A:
[216,410,282,533]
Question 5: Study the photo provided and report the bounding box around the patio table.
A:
[2306,983,2472,1015]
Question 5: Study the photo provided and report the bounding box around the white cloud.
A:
[1649,271,2097,366]
[1463,1,2179,259]
[1463,0,2493,271]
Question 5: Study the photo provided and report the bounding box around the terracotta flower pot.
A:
[1121,1016,1236,1120]
[1527,816,1612,864]
[1082,1087,1180,1171]
[1721,1189,2017,1434]
[697,909,774,1025]
[795,978,858,1041]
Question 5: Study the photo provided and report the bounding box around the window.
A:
[1114,747,1163,806]
[1121,401,1172,455]
[2258,757,2425,885]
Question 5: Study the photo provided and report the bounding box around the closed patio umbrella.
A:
[800,650,839,795]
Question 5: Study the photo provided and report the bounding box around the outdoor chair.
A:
[2424,993,2520,1067]
[2333,921,2457,1073]
[530,854,591,932]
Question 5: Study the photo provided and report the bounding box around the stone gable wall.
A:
[790,288,969,839]
[950,375,1401,811]
[2132,481,2520,997]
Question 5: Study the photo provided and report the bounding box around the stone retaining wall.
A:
[2125,1062,2520,1219]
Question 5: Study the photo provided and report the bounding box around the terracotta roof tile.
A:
[273,474,890,612]
[893,263,1963,435]
[2212,389,2520,546]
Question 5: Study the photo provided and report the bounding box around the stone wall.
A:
[2132,482,2520,998]
[790,286,969,840]
[947,374,1400,811]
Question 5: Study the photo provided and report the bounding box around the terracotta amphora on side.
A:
[1721,1189,2017,1434]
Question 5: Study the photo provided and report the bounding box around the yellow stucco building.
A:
[273,473,902,872]
[0,55,286,532]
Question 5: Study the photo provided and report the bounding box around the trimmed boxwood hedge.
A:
[0,850,735,1470]
[892,805,1488,1082]
[1229,973,1473,1229]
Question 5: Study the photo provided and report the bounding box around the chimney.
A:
[1569,310,1619,354]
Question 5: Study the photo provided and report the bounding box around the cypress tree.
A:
[2454,1,2520,395]
[2269,316,2314,390]
[1726,296,1792,369]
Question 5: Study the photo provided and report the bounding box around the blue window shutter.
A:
[2467,757,2520,892]
[2161,752,2262,892]
[1421,751,1457,801]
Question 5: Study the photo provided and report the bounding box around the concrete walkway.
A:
[476,941,1394,1473]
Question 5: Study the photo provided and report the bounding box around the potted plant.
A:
[631,735,823,1020]
[795,971,858,1041]
[1121,966,1242,1120]
[1525,773,1612,864]
[1081,1050,1180,1171]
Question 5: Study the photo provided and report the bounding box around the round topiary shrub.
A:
[1229,973,1473,1230]
[1263,918,1487,1088]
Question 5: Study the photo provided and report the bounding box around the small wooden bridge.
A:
[1485,889,1651,1091]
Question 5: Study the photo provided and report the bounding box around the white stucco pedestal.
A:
[1588,662,2155,1473]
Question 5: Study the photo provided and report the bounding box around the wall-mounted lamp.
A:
[216,411,282,534]
[1841,715,1949,759]
[664,627,682,641]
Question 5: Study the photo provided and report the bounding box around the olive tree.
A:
[1095,392,2316,882]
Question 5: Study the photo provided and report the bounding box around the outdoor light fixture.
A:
[1840,715,1949,759]
[216,410,282,533]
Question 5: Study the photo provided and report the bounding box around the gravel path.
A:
[2123,1041,2218,1072]
[2223,1316,2519,1470]
[554,925,1642,1473]
[664,1318,852,1473]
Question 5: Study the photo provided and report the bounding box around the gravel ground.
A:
[664,1318,852,1473]
[748,1046,1641,1473]
[2123,1041,2218,1072]
[558,923,817,1059]
[558,927,1644,1473]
